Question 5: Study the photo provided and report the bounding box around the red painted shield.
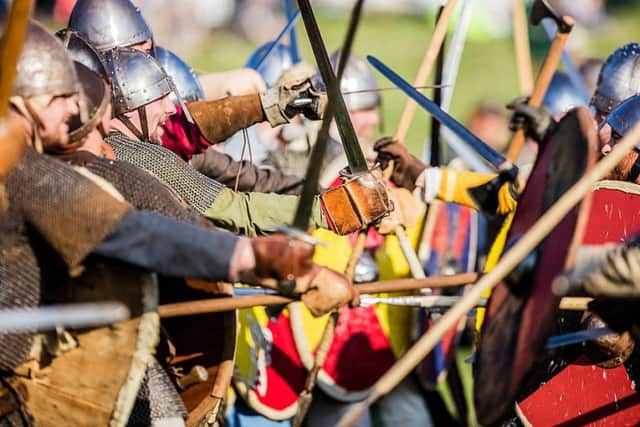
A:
[518,181,640,426]
[474,107,598,425]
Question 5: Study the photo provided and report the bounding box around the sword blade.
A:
[368,55,517,178]
[292,0,365,230]
[0,302,130,333]
[284,0,301,63]
[297,0,368,173]
[546,327,615,349]
[255,10,301,71]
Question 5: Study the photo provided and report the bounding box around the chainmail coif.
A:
[106,132,223,214]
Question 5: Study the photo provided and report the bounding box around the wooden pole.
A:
[506,16,575,163]
[512,0,534,96]
[337,120,640,427]
[158,272,479,318]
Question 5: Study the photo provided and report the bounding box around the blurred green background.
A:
[187,4,640,160]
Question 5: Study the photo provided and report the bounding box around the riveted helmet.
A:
[601,94,640,182]
[592,43,640,117]
[13,20,80,99]
[56,28,108,81]
[312,49,381,112]
[246,41,294,87]
[68,0,154,52]
[155,46,204,103]
[542,71,589,116]
[103,47,174,141]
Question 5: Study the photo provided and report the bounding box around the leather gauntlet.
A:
[300,265,359,317]
[319,168,393,235]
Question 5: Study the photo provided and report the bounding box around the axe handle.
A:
[337,116,640,427]
[512,0,534,95]
[506,17,574,163]
[393,0,458,144]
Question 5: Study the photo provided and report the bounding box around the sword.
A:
[368,55,518,179]
[546,327,615,349]
[0,302,130,333]
[297,0,368,174]
[254,10,301,71]
[284,0,301,63]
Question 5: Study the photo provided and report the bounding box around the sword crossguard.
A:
[270,224,327,247]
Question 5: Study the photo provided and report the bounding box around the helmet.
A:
[602,94,640,144]
[103,47,171,116]
[68,62,111,142]
[592,43,640,116]
[155,46,204,103]
[313,49,380,112]
[542,71,589,116]
[245,41,294,87]
[13,20,80,99]
[103,47,173,141]
[68,0,153,51]
[56,28,108,81]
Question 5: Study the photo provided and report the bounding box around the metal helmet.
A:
[68,62,111,142]
[103,47,171,116]
[103,47,173,141]
[155,46,204,103]
[245,41,294,87]
[13,20,80,99]
[313,49,381,112]
[542,71,589,116]
[56,28,108,81]
[68,0,153,51]
[602,94,640,144]
[592,43,640,116]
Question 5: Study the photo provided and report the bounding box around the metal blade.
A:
[297,0,368,173]
[0,302,130,333]
[368,55,518,179]
[255,10,301,71]
[546,327,615,349]
[292,0,365,230]
[284,0,301,63]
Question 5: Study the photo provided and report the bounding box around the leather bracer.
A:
[319,168,393,235]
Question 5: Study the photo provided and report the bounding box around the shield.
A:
[474,107,598,425]
[158,279,238,426]
[16,258,159,427]
[517,180,640,425]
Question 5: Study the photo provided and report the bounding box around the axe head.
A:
[530,0,573,33]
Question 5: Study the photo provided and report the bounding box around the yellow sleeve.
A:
[437,168,518,216]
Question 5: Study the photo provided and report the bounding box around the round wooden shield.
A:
[474,107,598,425]
[517,181,640,426]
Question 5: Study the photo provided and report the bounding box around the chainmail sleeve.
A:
[107,132,223,214]
[85,157,210,227]
[5,147,131,269]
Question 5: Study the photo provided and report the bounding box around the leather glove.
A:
[373,137,427,191]
[260,78,327,126]
[320,167,393,235]
[507,96,554,143]
[377,187,420,234]
[250,234,315,283]
[0,115,27,180]
[299,265,359,317]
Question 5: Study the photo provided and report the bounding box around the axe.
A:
[505,0,575,163]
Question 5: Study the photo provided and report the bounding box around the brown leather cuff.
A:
[188,94,265,143]
[319,169,393,235]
